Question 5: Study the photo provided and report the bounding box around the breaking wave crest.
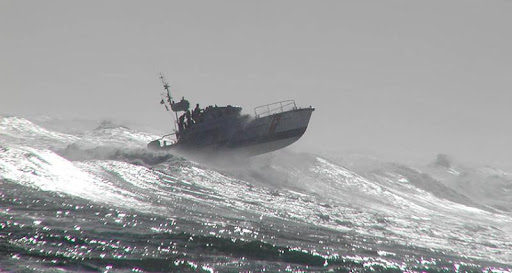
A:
[1,115,512,272]
[57,144,176,166]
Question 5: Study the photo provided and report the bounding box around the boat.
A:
[147,75,314,156]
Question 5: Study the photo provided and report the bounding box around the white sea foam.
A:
[1,115,512,265]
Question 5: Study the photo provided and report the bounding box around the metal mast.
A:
[158,73,179,132]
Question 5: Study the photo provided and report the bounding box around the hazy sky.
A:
[1,1,511,168]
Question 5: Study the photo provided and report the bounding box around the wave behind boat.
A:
[1,115,511,272]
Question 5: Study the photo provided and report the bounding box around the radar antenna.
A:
[158,73,179,135]
[159,73,173,105]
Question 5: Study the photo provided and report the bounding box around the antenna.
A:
[158,73,179,136]
[159,73,173,104]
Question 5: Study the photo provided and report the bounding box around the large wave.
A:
[1,115,512,271]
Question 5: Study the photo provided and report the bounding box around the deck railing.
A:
[254,100,297,118]
[157,132,177,146]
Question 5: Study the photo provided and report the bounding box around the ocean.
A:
[1,115,511,272]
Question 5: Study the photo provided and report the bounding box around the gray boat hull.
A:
[149,108,314,156]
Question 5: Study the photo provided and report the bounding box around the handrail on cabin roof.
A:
[254,100,297,118]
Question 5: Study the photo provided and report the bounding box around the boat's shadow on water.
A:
[167,149,307,190]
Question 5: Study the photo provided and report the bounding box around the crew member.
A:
[185,110,193,128]
[178,113,186,131]
[192,103,202,123]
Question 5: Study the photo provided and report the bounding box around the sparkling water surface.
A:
[1,116,512,272]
